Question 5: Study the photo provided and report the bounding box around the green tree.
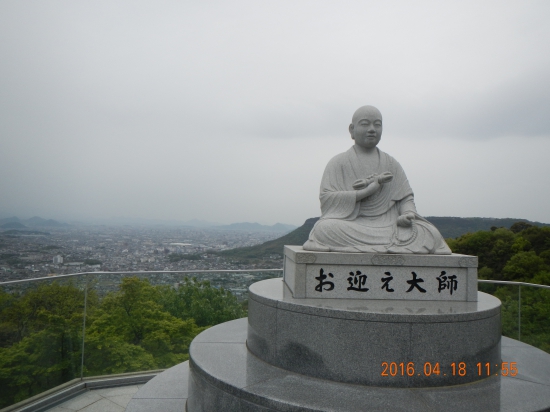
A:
[510,221,533,233]
[540,250,550,265]
[502,251,548,281]
[159,277,247,327]
[519,226,550,255]
[449,228,517,278]
[0,282,94,408]
[84,277,202,374]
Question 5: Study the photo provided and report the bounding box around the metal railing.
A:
[0,269,284,286]
[2,269,284,376]
[478,279,550,342]
[0,269,283,411]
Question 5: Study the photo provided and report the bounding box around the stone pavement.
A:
[46,385,142,412]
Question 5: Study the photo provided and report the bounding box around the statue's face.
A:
[349,110,383,150]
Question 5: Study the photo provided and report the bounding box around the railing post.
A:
[80,275,88,380]
[518,284,521,342]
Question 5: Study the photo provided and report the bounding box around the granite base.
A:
[248,278,500,387]
[185,318,550,412]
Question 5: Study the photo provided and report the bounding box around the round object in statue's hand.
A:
[352,179,368,190]
[377,172,394,184]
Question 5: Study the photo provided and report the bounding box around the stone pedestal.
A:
[247,278,500,387]
[184,315,550,411]
[182,248,549,411]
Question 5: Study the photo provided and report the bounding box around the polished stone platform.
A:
[247,278,500,387]
[48,384,141,412]
[126,363,189,412]
[128,317,550,411]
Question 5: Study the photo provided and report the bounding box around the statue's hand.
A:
[377,172,393,184]
[353,175,378,190]
[352,179,368,190]
[397,213,415,227]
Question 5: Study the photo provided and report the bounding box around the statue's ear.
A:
[349,123,354,138]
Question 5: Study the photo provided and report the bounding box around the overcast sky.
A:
[1,1,550,226]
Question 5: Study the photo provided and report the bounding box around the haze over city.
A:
[1,1,550,226]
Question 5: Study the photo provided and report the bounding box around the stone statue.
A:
[303,105,451,254]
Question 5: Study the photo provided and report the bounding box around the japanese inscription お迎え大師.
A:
[313,268,460,297]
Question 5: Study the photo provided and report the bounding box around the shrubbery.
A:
[447,224,550,282]
[449,224,550,352]
[0,277,246,408]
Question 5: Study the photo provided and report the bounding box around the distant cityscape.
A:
[0,216,295,298]
[2,214,549,299]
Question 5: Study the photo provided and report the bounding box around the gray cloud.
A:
[1,0,550,225]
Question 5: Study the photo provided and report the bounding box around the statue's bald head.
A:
[351,105,382,125]
[349,105,383,150]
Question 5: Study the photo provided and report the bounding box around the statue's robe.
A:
[303,146,451,254]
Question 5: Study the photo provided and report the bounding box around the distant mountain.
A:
[214,222,297,233]
[220,216,549,261]
[271,223,299,232]
[0,217,21,224]
[181,218,220,228]
[0,222,27,229]
[77,217,221,227]
[26,216,68,228]
[0,216,69,228]
[219,218,318,260]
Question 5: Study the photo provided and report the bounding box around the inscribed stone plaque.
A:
[283,246,478,301]
[305,264,468,301]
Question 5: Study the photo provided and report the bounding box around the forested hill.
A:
[219,217,319,260]
[219,216,549,260]
[424,217,549,239]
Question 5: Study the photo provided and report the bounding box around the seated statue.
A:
[303,105,451,254]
